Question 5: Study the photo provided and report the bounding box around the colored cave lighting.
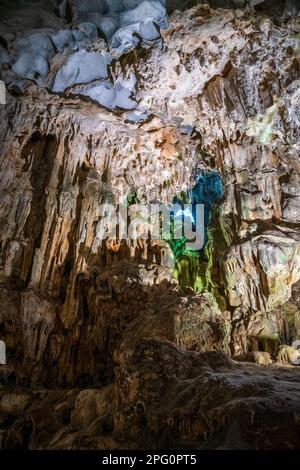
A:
[174,207,195,224]
[170,171,224,260]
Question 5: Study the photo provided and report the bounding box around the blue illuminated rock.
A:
[11,32,55,82]
[110,25,140,52]
[52,50,112,92]
[51,30,76,53]
[191,172,224,209]
[76,74,137,110]
[139,20,160,41]
[0,45,11,65]
[77,22,99,40]
[120,0,168,28]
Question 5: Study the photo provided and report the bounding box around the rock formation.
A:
[0,0,300,450]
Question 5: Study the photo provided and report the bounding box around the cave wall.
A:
[0,0,300,451]
[0,1,300,387]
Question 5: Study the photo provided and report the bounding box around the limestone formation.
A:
[276,344,300,364]
[0,0,300,450]
[233,351,273,365]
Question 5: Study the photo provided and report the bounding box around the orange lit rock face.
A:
[0,0,300,450]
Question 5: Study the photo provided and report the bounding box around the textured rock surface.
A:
[0,0,300,450]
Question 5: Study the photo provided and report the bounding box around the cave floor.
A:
[1,347,300,450]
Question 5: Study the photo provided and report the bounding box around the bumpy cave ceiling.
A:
[0,0,300,451]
